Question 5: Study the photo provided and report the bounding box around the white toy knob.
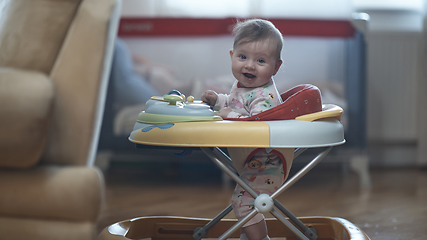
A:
[254,194,274,214]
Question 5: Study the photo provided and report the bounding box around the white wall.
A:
[120,0,352,19]
[418,0,427,167]
[353,1,425,167]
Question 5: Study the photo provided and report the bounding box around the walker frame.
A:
[98,89,370,240]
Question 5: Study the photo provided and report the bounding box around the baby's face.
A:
[230,39,282,88]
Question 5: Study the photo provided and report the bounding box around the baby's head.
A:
[233,19,283,62]
[230,19,283,88]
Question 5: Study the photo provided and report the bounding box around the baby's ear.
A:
[273,60,282,75]
[229,49,234,60]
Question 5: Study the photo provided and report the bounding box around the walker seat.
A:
[98,84,370,240]
[223,84,322,121]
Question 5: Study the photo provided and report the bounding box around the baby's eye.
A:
[257,59,265,64]
[239,54,246,60]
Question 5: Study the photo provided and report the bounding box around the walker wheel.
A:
[193,227,206,240]
[305,226,318,240]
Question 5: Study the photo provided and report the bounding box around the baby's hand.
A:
[216,107,232,118]
[201,90,218,106]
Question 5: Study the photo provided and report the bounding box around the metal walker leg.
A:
[196,147,332,240]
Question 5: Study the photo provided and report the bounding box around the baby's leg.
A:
[230,148,286,240]
[241,219,269,240]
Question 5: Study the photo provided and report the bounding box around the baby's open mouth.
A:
[243,73,256,78]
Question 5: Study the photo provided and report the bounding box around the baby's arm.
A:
[201,90,218,106]
[202,90,229,111]
[217,107,233,118]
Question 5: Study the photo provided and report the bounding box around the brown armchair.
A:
[0,0,121,239]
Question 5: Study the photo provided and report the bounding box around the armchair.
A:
[0,0,121,239]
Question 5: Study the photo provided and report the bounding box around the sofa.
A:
[0,0,121,239]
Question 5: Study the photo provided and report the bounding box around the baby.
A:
[202,19,294,240]
[202,19,283,119]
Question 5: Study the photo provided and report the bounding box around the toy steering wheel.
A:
[163,94,183,105]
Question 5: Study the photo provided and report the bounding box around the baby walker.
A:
[97,84,370,240]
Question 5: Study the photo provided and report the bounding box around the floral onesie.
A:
[214,78,294,227]
[228,147,294,227]
[214,79,282,118]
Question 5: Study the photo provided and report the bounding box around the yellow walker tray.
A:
[98,88,370,240]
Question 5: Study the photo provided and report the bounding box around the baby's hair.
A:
[232,19,283,60]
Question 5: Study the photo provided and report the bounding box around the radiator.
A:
[366,31,422,142]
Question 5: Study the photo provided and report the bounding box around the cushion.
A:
[0,166,104,222]
[0,68,54,168]
[0,0,80,74]
[42,0,117,165]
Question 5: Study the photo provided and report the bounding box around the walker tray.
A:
[129,87,345,148]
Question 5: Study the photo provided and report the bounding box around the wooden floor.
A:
[97,156,427,240]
